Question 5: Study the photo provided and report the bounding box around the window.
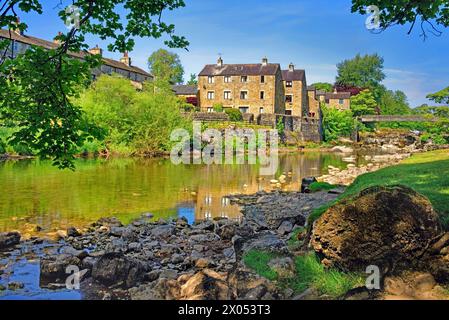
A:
[224,91,232,100]
[241,76,248,83]
[285,110,292,115]
[208,76,215,84]
[286,81,293,88]
[239,107,249,114]
[286,95,293,103]
[261,76,265,83]
[259,107,264,114]
[240,91,248,100]
[224,76,231,83]
[260,91,265,100]
[207,91,215,100]
[207,107,214,113]
[339,99,344,105]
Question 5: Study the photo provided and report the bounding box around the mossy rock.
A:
[311,185,441,273]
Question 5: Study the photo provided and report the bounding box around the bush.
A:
[321,104,355,142]
[224,108,243,122]
[213,103,224,113]
[77,74,190,155]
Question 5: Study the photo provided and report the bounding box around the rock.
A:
[7,281,24,291]
[171,253,184,264]
[301,177,317,193]
[311,186,441,272]
[267,257,295,278]
[109,226,125,237]
[91,252,145,288]
[241,231,286,254]
[94,217,123,228]
[56,230,68,240]
[0,284,5,291]
[216,224,236,240]
[67,227,81,237]
[195,258,214,269]
[159,269,178,280]
[431,232,449,253]
[179,269,233,300]
[331,146,354,153]
[40,254,82,283]
[189,233,220,243]
[414,273,436,292]
[128,242,142,252]
[193,220,215,231]
[244,285,267,300]
[151,225,175,238]
[145,270,161,282]
[277,221,293,235]
[0,232,21,250]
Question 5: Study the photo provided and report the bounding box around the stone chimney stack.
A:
[88,45,103,57]
[262,57,268,66]
[289,63,295,72]
[333,88,338,93]
[217,56,223,67]
[120,51,131,66]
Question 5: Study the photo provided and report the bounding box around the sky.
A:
[18,0,449,107]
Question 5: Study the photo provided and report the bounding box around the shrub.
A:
[224,108,243,122]
[213,103,224,113]
[321,104,355,142]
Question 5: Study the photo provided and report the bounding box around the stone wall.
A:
[187,112,230,122]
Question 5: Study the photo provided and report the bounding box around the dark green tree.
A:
[148,48,184,84]
[310,82,333,92]
[350,89,378,117]
[379,90,411,115]
[0,0,188,168]
[427,86,449,104]
[187,73,197,85]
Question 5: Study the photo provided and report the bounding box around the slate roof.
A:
[172,85,198,95]
[0,29,151,77]
[325,92,351,100]
[199,63,280,76]
[281,69,305,82]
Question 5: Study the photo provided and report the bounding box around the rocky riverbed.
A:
[0,190,340,300]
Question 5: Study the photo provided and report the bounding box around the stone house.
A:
[0,29,152,87]
[282,64,308,117]
[198,57,285,115]
[308,86,351,112]
[171,84,199,106]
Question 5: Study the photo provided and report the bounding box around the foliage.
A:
[309,149,449,228]
[213,103,224,113]
[276,117,285,136]
[351,0,449,38]
[0,0,188,168]
[148,48,185,84]
[427,86,449,105]
[336,54,386,101]
[224,108,243,122]
[310,82,333,92]
[288,227,306,247]
[187,73,198,85]
[244,250,362,298]
[414,105,449,118]
[350,89,378,117]
[77,74,190,155]
[379,90,411,115]
[321,104,355,142]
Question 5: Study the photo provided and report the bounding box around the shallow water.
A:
[0,152,360,236]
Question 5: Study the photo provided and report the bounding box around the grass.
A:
[243,250,363,298]
[308,182,336,192]
[309,149,449,228]
[287,227,305,247]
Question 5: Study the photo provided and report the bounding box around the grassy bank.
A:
[309,149,449,227]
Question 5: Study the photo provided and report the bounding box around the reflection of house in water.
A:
[195,189,243,222]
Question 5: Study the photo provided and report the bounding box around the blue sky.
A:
[19,0,449,107]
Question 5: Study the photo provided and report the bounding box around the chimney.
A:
[217,56,223,67]
[120,51,131,66]
[88,45,103,57]
[53,32,63,45]
[288,63,295,72]
[262,57,268,66]
[333,88,338,93]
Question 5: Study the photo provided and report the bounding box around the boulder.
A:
[179,269,234,300]
[40,254,82,283]
[0,232,20,250]
[151,225,175,239]
[301,177,317,193]
[311,186,440,272]
[91,252,145,288]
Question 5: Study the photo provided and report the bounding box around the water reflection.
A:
[0,152,356,235]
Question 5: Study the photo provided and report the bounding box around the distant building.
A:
[0,29,152,88]
[198,57,285,115]
[308,86,351,112]
[282,64,308,117]
[171,84,199,106]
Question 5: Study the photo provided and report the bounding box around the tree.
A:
[148,49,184,84]
[350,89,378,117]
[351,0,449,39]
[321,104,355,142]
[414,105,449,118]
[379,90,411,115]
[0,1,188,168]
[310,82,333,92]
[187,73,198,85]
[427,86,449,104]
[336,54,386,101]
